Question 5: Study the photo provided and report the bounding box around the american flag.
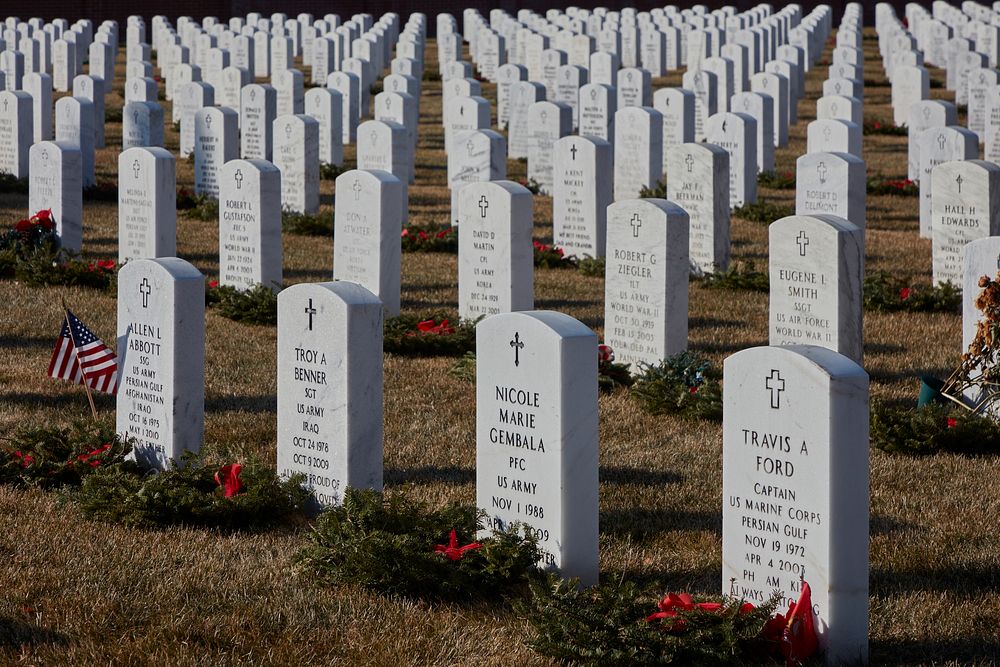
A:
[47,310,118,395]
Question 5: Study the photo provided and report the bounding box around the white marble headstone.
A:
[722,344,869,665]
[29,141,82,253]
[219,159,282,291]
[476,310,599,586]
[553,135,611,259]
[795,152,867,232]
[613,105,663,200]
[117,257,205,470]
[604,198,690,369]
[667,142,730,274]
[118,147,176,263]
[931,160,1000,287]
[769,214,864,363]
[457,180,534,320]
[277,281,383,509]
[333,169,403,315]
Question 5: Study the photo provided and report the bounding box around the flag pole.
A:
[62,298,98,420]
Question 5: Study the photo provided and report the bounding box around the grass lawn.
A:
[0,28,998,665]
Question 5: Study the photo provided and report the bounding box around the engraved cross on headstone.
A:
[205,113,213,129]
[765,368,785,409]
[685,153,694,172]
[796,230,810,256]
[352,178,362,200]
[234,168,243,189]
[510,332,524,366]
[817,161,827,184]
[570,143,578,160]
[304,298,317,330]
[937,133,946,150]
[132,159,141,179]
[139,277,151,308]
[630,213,642,237]
[956,174,963,193]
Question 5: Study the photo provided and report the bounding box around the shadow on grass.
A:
[600,507,721,540]
[599,466,684,486]
[284,267,334,282]
[535,298,602,310]
[689,316,744,329]
[864,342,907,356]
[867,366,951,384]
[693,339,770,355]
[0,617,69,649]
[205,394,276,414]
[385,465,474,486]
[399,298,458,311]
[1,393,114,410]
[870,514,917,536]
[610,564,720,593]
[871,638,1000,665]
[872,563,1000,596]
[0,335,55,351]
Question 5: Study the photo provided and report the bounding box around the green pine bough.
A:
[76,452,311,530]
[517,575,781,666]
[295,488,541,602]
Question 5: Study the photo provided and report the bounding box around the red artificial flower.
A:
[646,592,734,632]
[214,463,244,498]
[418,230,428,241]
[436,230,449,239]
[208,279,219,289]
[947,418,958,429]
[597,344,614,363]
[12,451,34,468]
[73,443,112,468]
[899,287,911,300]
[401,228,410,237]
[15,218,32,232]
[434,528,482,561]
[689,386,699,394]
[415,318,456,335]
[97,259,116,271]
[34,209,55,231]
[764,581,818,665]
[873,121,882,130]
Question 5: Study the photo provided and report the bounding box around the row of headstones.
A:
[449,2,830,85]
[0,15,117,92]
[874,3,1000,287]
[114,252,869,665]
[438,2,834,255]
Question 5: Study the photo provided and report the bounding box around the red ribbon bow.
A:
[646,593,754,632]
[598,344,614,363]
[761,581,818,666]
[214,463,244,498]
[415,319,455,335]
[74,443,112,468]
[433,529,482,561]
[12,451,34,468]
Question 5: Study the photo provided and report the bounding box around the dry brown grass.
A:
[0,31,998,666]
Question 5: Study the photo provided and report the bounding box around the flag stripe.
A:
[47,310,118,396]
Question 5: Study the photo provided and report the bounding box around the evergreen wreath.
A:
[296,488,541,602]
